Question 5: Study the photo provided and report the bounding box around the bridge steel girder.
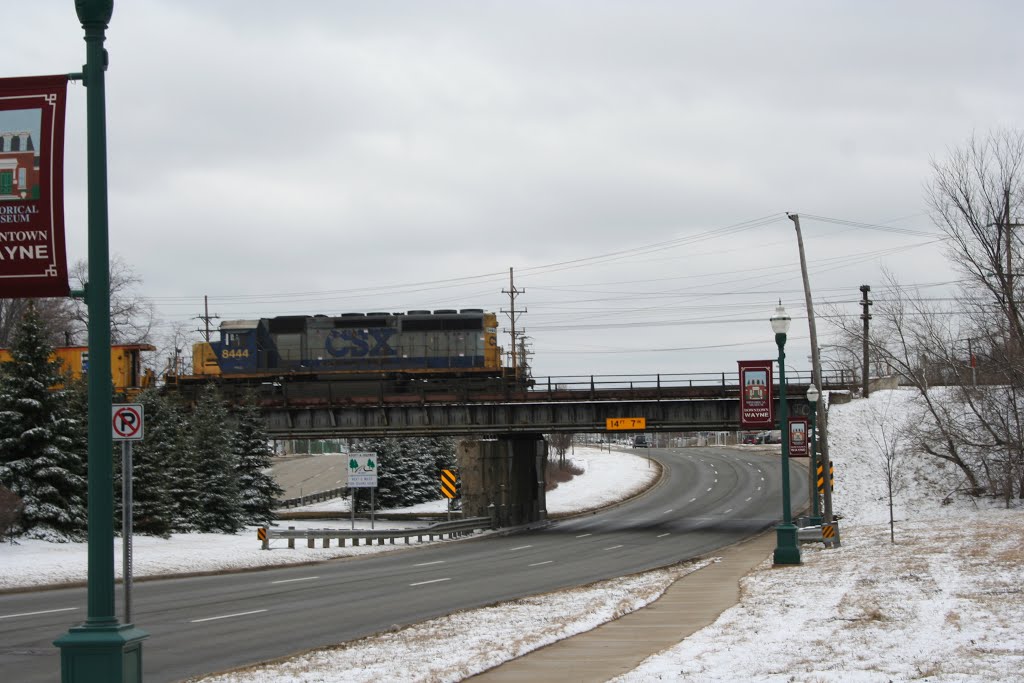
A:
[261,396,812,439]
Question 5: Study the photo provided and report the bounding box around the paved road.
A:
[0,447,805,682]
[271,454,349,499]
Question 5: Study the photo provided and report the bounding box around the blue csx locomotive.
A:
[175,309,504,395]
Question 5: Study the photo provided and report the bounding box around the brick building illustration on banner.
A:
[0,110,42,201]
[0,74,69,298]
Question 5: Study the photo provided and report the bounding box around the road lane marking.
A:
[409,577,451,587]
[0,607,77,620]
[271,576,320,585]
[191,609,267,623]
[724,509,733,514]
[662,509,674,514]
[657,533,671,538]
[528,560,554,567]
[706,487,713,491]
[575,533,592,538]
[746,497,753,502]
[689,497,697,502]
[413,560,445,567]
[509,545,533,551]
[604,545,624,550]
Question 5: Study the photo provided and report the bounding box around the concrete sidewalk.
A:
[468,532,775,683]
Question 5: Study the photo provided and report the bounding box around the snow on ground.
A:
[198,389,1024,683]
[615,388,1024,683]
[11,393,1023,682]
[195,559,712,683]
[0,448,656,590]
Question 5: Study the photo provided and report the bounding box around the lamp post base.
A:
[54,623,148,683]
[773,523,802,565]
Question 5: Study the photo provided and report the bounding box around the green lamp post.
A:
[771,303,801,565]
[806,384,822,526]
[54,2,149,681]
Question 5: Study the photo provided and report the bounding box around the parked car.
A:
[742,433,760,445]
[632,435,649,448]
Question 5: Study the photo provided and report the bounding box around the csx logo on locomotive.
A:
[325,328,398,357]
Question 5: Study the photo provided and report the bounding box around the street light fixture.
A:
[806,384,822,526]
[771,303,801,565]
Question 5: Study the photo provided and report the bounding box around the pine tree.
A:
[348,436,456,510]
[0,303,86,538]
[190,385,243,533]
[157,393,201,532]
[118,390,177,537]
[231,396,283,527]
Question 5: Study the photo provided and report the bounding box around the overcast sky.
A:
[8,2,1024,379]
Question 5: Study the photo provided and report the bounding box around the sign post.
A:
[111,404,144,625]
[347,453,378,531]
[441,468,458,521]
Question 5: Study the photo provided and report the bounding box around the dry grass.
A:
[544,458,585,492]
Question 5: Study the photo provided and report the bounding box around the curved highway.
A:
[0,447,806,682]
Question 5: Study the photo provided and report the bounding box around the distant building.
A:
[0,131,40,200]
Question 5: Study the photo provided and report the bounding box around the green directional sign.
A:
[347,452,379,488]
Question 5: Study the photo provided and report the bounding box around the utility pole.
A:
[788,213,837,543]
[1001,190,1024,355]
[861,285,872,398]
[195,295,219,342]
[501,267,525,384]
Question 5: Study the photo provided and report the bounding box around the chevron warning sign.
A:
[816,463,835,494]
[257,527,267,542]
[441,468,458,499]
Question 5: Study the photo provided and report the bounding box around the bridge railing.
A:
[528,369,851,395]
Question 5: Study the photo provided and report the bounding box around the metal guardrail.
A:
[797,525,824,542]
[276,487,347,509]
[260,516,495,550]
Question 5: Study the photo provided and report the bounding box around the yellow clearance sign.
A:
[606,418,646,430]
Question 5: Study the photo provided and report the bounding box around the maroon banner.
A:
[738,360,774,429]
[788,416,809,457]
[0,75,69,298]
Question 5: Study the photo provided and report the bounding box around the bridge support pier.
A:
[457,434,547,526]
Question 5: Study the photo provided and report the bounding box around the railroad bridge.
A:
[255,371,847,527]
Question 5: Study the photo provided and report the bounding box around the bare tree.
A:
[927,129,1024,356]
[152,318,197,379]
[866,394,906,543]
[68,254,155,345]
[0,298,76,349]
[548,432,573,467]
[826,271,986,490]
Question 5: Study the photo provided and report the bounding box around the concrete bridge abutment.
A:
[457,434,547,527]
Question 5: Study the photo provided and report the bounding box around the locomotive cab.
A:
[194,320,268,376]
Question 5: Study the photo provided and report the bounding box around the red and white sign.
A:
[112,404,144,441]
[788,416,809,457]
[738,360,774,429]
[0,75,70,298]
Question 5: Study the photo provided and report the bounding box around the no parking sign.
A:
[112,404,144,441]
